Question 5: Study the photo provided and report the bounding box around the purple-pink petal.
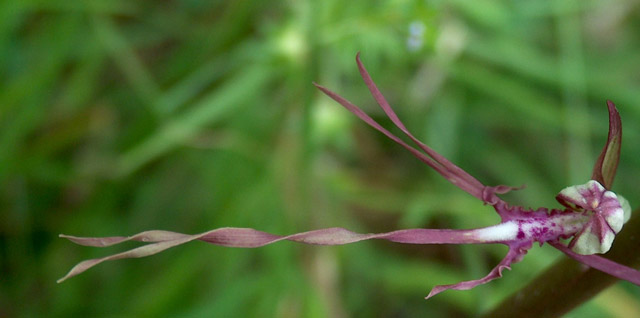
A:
[313,83,455,187]
[426,241,532,299]
[315,54,522,205]
[353,53,492,203]
[550,241,640,286]
[58,226,513,283]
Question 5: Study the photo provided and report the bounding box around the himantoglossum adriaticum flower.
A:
[58,53,640,299]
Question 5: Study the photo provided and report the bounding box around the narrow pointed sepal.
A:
[592,100,622,190]
[314,54,520,206]
[550,241,640,286]
[426,241,532,299]
[58,227,500,283]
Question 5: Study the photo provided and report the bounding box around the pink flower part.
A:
[556,180,626,254]
[314,53,522,206]
[58,53,640,300]
[426,240,532,299]
[55,227,507,283]
[550,241,640,286]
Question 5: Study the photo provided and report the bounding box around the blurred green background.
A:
[3,0,640,317]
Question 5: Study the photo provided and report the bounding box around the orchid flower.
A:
[58,53,640,299]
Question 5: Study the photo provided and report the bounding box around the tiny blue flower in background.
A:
[59,53,640,299]
[407,21,426,51]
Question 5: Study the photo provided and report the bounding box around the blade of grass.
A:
[556,0,590,184]
[92,15,161,114]
[116,65,271,176]
[0,13,81,178]
[447,60,563,129]
[466,33,640,120]
[155,55,237,115]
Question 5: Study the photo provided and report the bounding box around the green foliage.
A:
[2,0,640,316]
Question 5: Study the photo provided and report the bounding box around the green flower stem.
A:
[482,208,640,318]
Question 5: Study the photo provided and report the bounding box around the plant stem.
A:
[482,208,640,318]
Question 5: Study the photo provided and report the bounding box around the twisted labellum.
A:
[59,54,640,299]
